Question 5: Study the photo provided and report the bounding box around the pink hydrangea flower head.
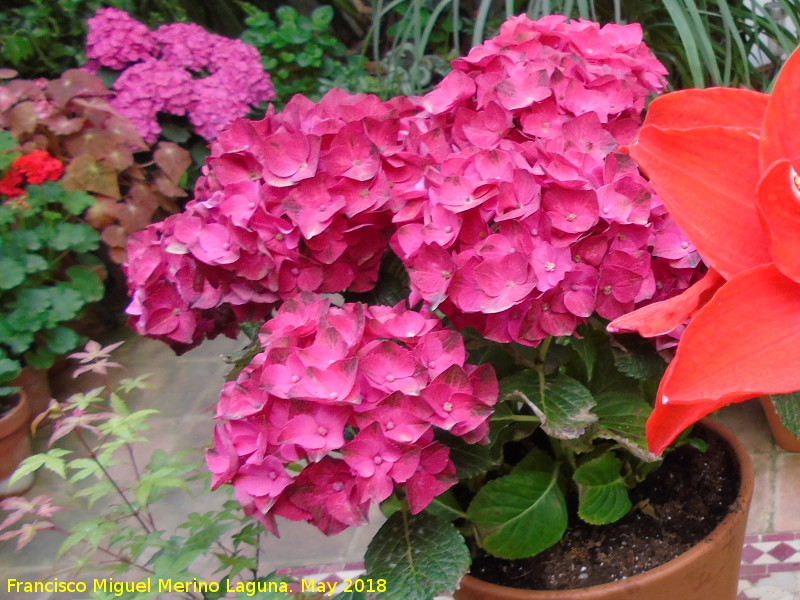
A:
[389,14,699,347]
[205,292,498,535]
[85,9,275,143]
[85,8,157,70]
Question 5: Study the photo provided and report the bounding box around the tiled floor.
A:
[1,327,799,598]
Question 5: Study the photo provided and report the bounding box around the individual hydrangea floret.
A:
[206,293,498,535]
[84,9,275,143]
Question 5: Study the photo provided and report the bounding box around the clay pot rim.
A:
[457,418,755,599]
[0,390,30,439]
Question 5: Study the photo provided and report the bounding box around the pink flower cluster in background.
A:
[392,15,698,347]
[125,91,414,351]
[85,8,275,142]
[206,293,497,535]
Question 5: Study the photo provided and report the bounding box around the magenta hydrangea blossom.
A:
[206,293,497,535]
[391,15,700,347]
[84,8,275,142]
[125,91,416,351]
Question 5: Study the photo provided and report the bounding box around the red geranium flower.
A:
[609,48,800,454]
[0,150,64,198]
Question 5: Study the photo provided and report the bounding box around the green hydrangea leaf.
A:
[467,470,567,559]
[591,391,657,461]
[502,372,596,439]
[365,511,469,600]
[613,350,667,382]
[436,431,494,479]
[0,258,25,289]
[574,453,632,525]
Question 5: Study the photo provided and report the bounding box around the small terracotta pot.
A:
[0,391,34,498]
[12,367,52,426]
[758,396,800,452]
[454,419,754,600]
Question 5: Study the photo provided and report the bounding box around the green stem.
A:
[74,429,152,535]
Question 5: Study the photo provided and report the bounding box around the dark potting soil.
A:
[469,425,740,591]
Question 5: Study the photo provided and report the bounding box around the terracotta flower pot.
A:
[0,391,34,498]
[454,419,754,600]
[758,396,800,452]
[12,366,52,426]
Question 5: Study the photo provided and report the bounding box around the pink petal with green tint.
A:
[629,125,771,279]
[607,268,724,337]
[647,264,800,453]
[760,48,800,169]
[642,88,768,130]
[757,159,800,283]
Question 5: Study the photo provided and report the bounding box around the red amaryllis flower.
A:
[609,48,800,454]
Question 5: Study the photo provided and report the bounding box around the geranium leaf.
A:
[41,326,80,355]
[66,266,104,302]
[574,453,632,525]
[61,189,95,216]
[48,223,100,253]
[365,511,469,600]
[0,259,25,289]
[467,470,567,559]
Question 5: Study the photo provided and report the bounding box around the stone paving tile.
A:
[774,454,800,532]
[712,399,776,454]
[748,453,775,534]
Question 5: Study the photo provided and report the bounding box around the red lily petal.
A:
[760,47,800,169]
[629,125,771,279]
[607,269,724,337]
[643,88,768,130]
[647,264,800,453]
[757,159,800,283]
[646,362,752,455]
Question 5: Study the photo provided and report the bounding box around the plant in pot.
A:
[0,137,106,418]
[123,14,751,600]
[0,387,32,499]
